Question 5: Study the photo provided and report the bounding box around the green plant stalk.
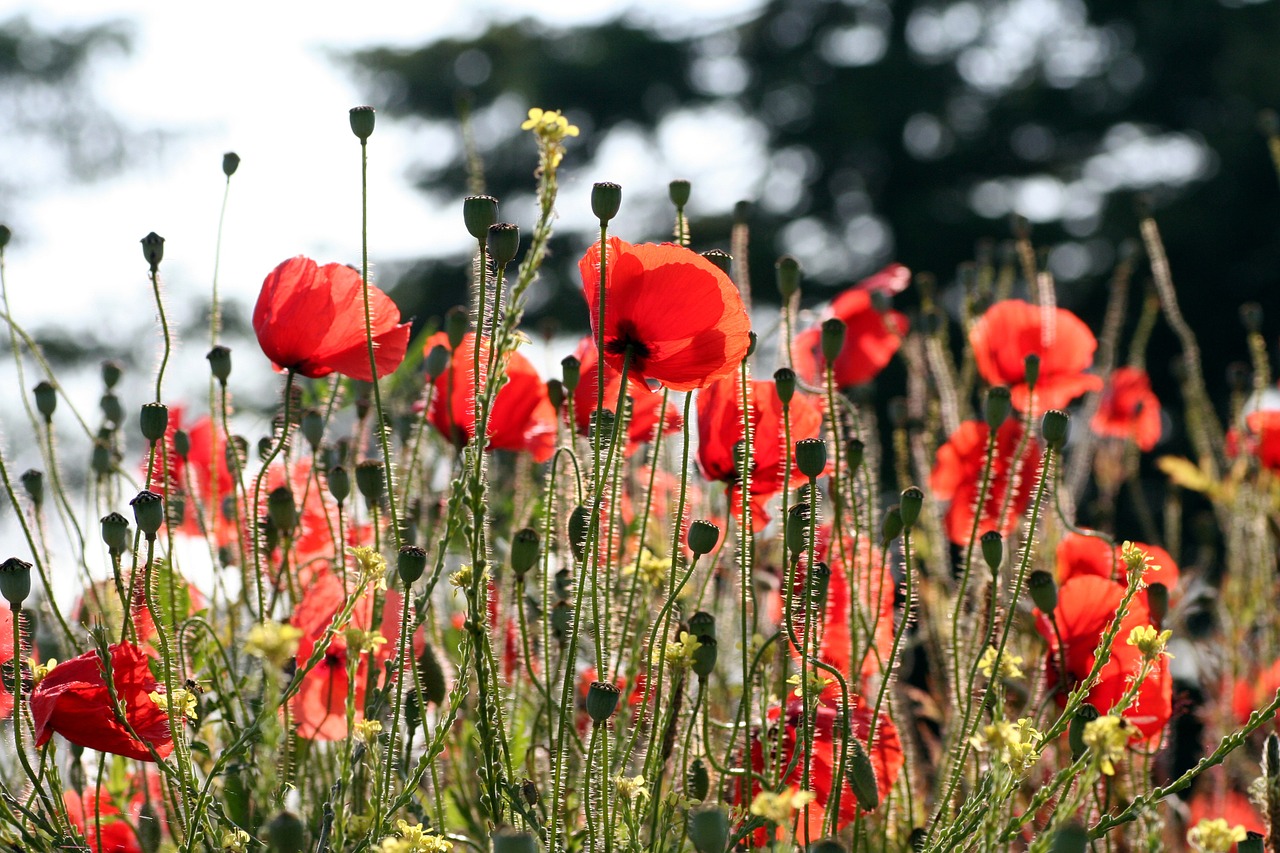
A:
[737,357,755,809]
[948,428,998,704]
[375,579,416,838]
[248,369,297,620]
[9,606,66,832]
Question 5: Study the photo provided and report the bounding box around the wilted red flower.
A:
[792,263,910,388]
[569,338,680,456]
[253,256,410,381]
[425,332,557,462]
[580,238,751,391]
[1243,410,1280,472]
[1034,575,1171,740]
[1056,533,1179,593]
[1091,367,1162,451]
[930,419,1041,545]
[31,642,173,761]
[970,299,1103,413]
[696,373,824,529]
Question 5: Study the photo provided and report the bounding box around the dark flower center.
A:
[605,321,652,365]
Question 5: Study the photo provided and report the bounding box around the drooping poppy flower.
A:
[580,238,752,392]
[424,332,557,462]
[253,256,411,381]
[969,299,1103,413]
[696,373,824,529]
[742,693,903,846]
[569,337,681,456]
[792,263,910,388]
[1091,367,1162,451]
[64,788,144,853]
[31,642,173,761]
[1055,533,1179,593]
[1033,575,1172,740]
[930,419,1041,546]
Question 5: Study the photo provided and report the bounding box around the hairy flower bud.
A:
[348,105,376,141]
[591,181,622,224]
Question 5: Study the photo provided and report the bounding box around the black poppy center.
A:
[605,322,652,364]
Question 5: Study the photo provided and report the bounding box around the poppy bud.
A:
[1266,732,1280,780]
[808,841,846,853]
[140,232,165,272]
[1238,833,1265,853]
[560,355,581,393]
[687,808,728,853]
[546,379,565,410]
[0,225,9,249]
[846,737,880,810]
[984,386,1011,429]
[1146,582,1168,626]
[398,545,427,585]
[881,506,903,546]
[687,757,710,801]
[688,610,715,642]
[786,503,810,554]
[418,645,447,706]
[821,318,846,365]
[846,438,865,474]
[328,465,350,505]
[1068,702,1099,759]
[586,680,621,724]
[20,469,42,509]
[139,402,169,444]
[734,199,751,223]
[0,557,32,608]
[207,345,232,383]
[1024,353,1040,390]
[745,329,757,358]
[550,600,573,636]
[424,344,450,380]
[590,408,615,444]
[463,195,499,241]
[569,505,591,562]
[521,779,540,807]
[258,437,274,462]
[908,829,927,852]
[349,105,376,141]
[492,829,538,853]
[1241,302,1264,333]
[356,460,386,506]
[899,486,924,530]
[99,393,124,427]
[130,490,164,540]
[264,810,305,853]
[445,307,470,350]
[591,181,622,224]
[1041,409,1070,451]
[511,527,540,576]
[91,436,113,476]
[809,561,831,608]
[981,531,1003,571]
[668,179,692,208]
[795,438,827,479]
[137,801,162,853]
[101,512,130,557]
[226,435,248,472]
[1027,570,1057,613]
[300,409,325,452]
[173,429,190,459]
[774,368,796,405]
[101,359,123,389]
[691,635,717,678]
[776,254,801,300]
[222,151,241,177]
[489,222,520,266]
[554,568,574,601]
[687,519,720,556]
[33,381,56,421]
[1050,823,1087,853]
[702,249,731,273]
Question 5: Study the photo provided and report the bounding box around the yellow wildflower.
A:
[1186,818,1247,853]
[221,828,251,852]
[345,628,388,657]
[354,719,383,744]
[150,687,198,721]
[615,774,650,803]
[349,546,389,592]
[624,549,669,588]
[379,820,452,853]
[449,564,474,590]
[1082,715,1130,776]
[245,622,302,668]
[653,631,701,672]
[520,107,579,169]
[786,671,834,698]
[970,718,1041,775]
[29,657,56,686]
[978,646,1024,680]
[1119,541,1158,588]
[749,788,815,824]
[1126,625,1173,661]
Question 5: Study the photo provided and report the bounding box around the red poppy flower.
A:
[969,300,1103,413]
[145,407,238,548]
[425,332,557,462]
[1188,781,1265,847]
[569,338,681,456]
[31,642,173,761]
[1243,410,1280,472]
[696,373,824,529]
[1033,575,1171,740]
[1091,367,1162,451]
[930,419,1041,546]
[580,238,752,391]
[260,458,373,590]
[792,263,910,388]
[253,256,411,381]
[1232,658,1280,725]
[64,787,145,853]
[743,693,903,846]
[1056,533,1179,592]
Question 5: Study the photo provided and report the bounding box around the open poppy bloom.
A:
[569,337,681,456]
[1242,410,1280,472]
[64,786,147,853]
[253,256,411,381]
[930,419,1041,545]
[969,299,1103,413]
[31,642,173,761]
[145,407,238,549]
[1033,575,1172,741]
[792,263,910,388]
[580,238,751,391]
[1187,781,1265,845]
[1091,367,1162,451]
[696,373,824,529]
[1056,533,1179,593]
[425,332,557,462]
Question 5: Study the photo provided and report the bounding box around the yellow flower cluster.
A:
[749,788,815,824]
[29,657,57,686]
[1186,818,1247,853]
[978,646,1024,680]
[786,671,834,698]
[1126,625,1173,661]
[1119,541,1160,588]
[350,546,389,592]
[221,828,251,852]
[971,718,1041,775]
[520,108,579,169]
[150,687,198,721]
[245,622,302,668]
[355,719,384,744]
[624,548,669,588]
[379,821,453,853]
[346,628,388,657]
[615,774,650,803]
[653,631,701,672]
[1082,715,1130,776]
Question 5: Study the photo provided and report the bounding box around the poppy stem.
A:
[9,605,66,833]
[249,369,296,621]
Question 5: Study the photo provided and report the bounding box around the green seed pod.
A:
[560,355,581,394]
[492,828,539,853]
[101,512,130,556]
[591,181,622,224]
[985,386,1011,430]
[266,487,297,535]
[355,460,386,506]
[1024,353,1041,390]
[300,409,325,452]
[445,306,470,349]
[140,402,169,444]
[668,179,692,208]
[33,381,56,421]
[776,254,801,300]
[688,611,715,642]
[510,527,540,576]
[140,232,165,272]
[489,222,520,266]
[1041,409,1071,451]
[1028,570,1057,613]
[585,680,621,724]
[1049,822,1087,853]
[173,429,190,459]
[981,531,1003,571]
[908,830,927,852]
[899,486,924,530]
[1266,732,1280,780]
[702,249,732,273]
[774,367,796,405]
[327,466,350,506]
[846,438,865,474]
[1146,582,1168,626]
[222,152,241,178]
[881,506,903,547]
[687,808,729,853]
[795,438,827,479]
[264,810,305,853]
[20,469,43,510]
[807,841,846,853]
[0,225,9,249]
[418,645,447,706]
[550,601,573,637]
[100,393,124,427]
[1068,703,1100,760]
[425,344,450,380]
[206,345,232,383]
[569,505,591,562]
[821,318,846,365]
[136,801,162,853]
[687,520,720,556]
[463,195,498,241]
[90,437,113,476]
[546,379,565,410]
[786,503,810,555]
[0,557,32,608]
[846,737,880,810]
[398,545,427,586]
[130,490,164,540]
[101,359,123,389]
[686,757,710,801]
[1238,832,1265,853]
[348,105,376,141]
[691,636,717,679]
[809,562,831,609]
[554,568,574,601]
